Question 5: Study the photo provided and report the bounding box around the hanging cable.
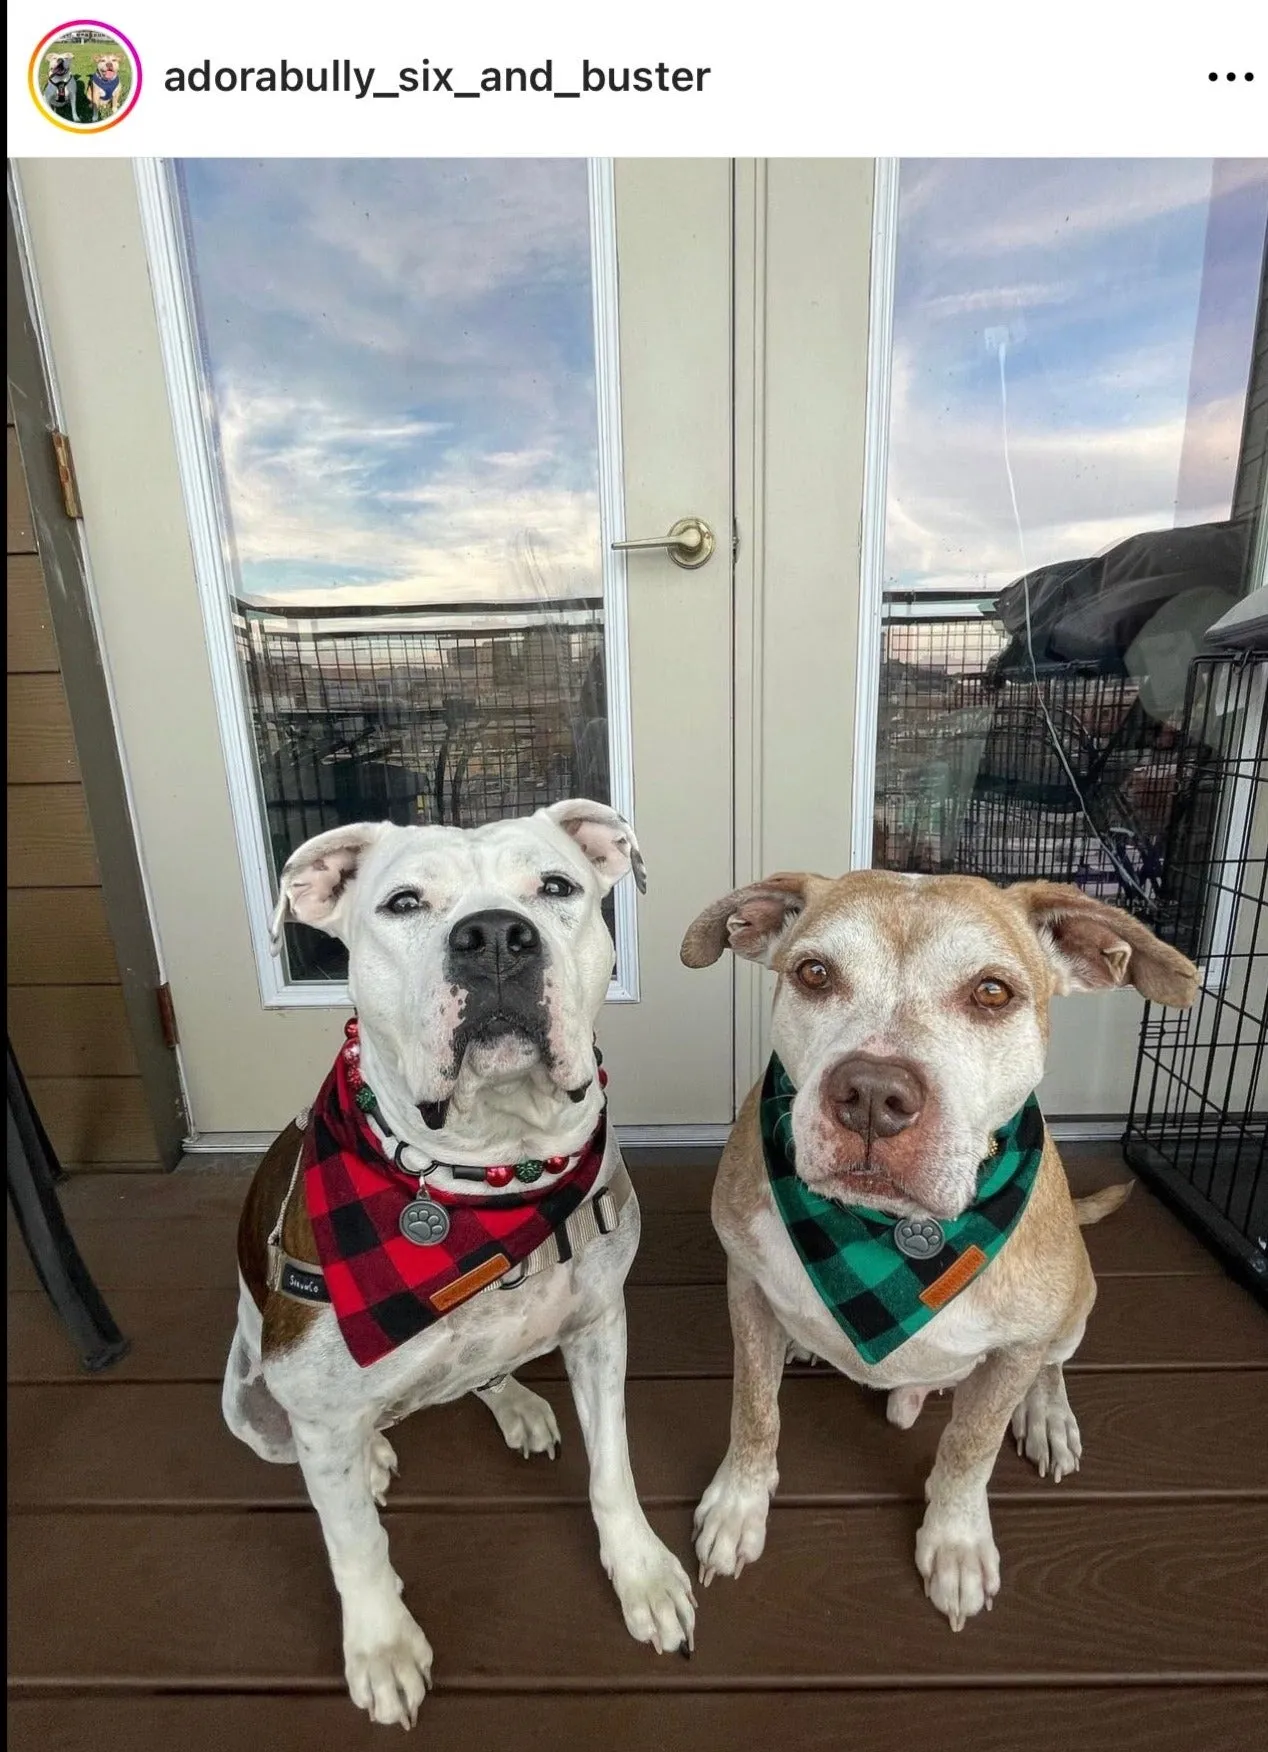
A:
[993,336,1153,905]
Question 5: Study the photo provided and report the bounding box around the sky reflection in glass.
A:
[886,158,1268,592]
[179,158,599,609]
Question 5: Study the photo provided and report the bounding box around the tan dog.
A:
[85,54,125,116]
[681,872,1197,1630]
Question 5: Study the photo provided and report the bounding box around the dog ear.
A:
[680,873,831,969]
[269,822,391,950]
[1010,881,1198,1007]
[540,799,646,894]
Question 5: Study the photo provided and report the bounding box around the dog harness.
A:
[268,1031,631,1367]
[91,71,121,97]
[761,1054,1044,1364]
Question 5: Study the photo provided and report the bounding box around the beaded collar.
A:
[286,1027,611,1365]
[339,1016,607,1190]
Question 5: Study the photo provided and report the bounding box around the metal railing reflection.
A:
[231,596,610,979]
[874,591,1190,916]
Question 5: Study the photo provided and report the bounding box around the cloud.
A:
[181,158,601,607]
[885,158,1268,594]
[217,386,599,606]
[885,397,1244,590]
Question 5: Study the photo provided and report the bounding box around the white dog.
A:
[43,52,80,121]
[224,800,694,1727]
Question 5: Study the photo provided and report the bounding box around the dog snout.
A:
[448,909,542,970]
[825,1055,925,1140]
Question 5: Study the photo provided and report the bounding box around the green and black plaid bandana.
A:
[760,1054,1045,1364]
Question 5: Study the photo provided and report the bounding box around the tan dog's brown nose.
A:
[826,1055,925,1139]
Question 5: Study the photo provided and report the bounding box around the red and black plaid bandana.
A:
[302,1047,606,1367]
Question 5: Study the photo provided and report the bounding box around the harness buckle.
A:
[498,1262,527,1290]
[594,1188,618,1235]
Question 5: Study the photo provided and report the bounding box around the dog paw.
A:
[478,1377,561,1460]
[607,1531,697,1655]
[915,1506,1000,1632]
[367,1433,399,1507]
[1008,1366,1078,1478]
[344,1609,433,1728]
[886,1385,932,1430]
[1010,1372,1081,1482]
[693,1465,774,1585]
[1012,1401,1081,1482]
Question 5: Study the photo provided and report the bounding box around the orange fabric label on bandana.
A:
[919,1244,988,1310]
[429,1252,512,1313]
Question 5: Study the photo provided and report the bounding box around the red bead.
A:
[484,1164,514,1188]
[343,1017,359,1041]
[544,1155,569,1174]
[598,1067,609,1088]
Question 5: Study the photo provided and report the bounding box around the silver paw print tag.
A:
[399,1198,451,1246]
[892,1216,945,1260]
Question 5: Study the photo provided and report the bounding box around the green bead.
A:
[355,1085,378,1113]
[516,1159,545,1183]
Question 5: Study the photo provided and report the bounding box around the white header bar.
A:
[9,0,1266,157]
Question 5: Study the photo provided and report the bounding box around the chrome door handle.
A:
[611,516,715,570]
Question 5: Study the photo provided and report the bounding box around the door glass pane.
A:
[874,158,1268,924]
[175,159,615,983]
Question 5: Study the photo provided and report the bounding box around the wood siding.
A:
[6,419,162,1169]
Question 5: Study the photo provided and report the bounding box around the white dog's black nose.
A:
[826,1055,925,1139]
[448,909,542,967]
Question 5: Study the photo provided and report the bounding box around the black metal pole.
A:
[6,1042,130,1372]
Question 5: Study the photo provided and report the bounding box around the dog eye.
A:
[794,960,831,991]
[539,874,580,899]
[381,890,424,916]
[973,977,1013,1009]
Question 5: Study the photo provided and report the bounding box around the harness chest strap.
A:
[266,1147,635,1307]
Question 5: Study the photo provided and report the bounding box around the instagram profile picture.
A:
[29,21,141,132]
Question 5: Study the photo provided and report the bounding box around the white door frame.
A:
[133,158,643,1012]
[851,158,900,871]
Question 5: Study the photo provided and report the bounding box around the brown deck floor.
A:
[8,1146,1268,1750]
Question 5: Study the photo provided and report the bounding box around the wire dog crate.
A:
[232,597,610,981]
[874,594,1187,916]
[1125,649,1267,1302]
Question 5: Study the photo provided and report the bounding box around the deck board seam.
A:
[9,1488,1268,1513]
[12,1672,1268,1694]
